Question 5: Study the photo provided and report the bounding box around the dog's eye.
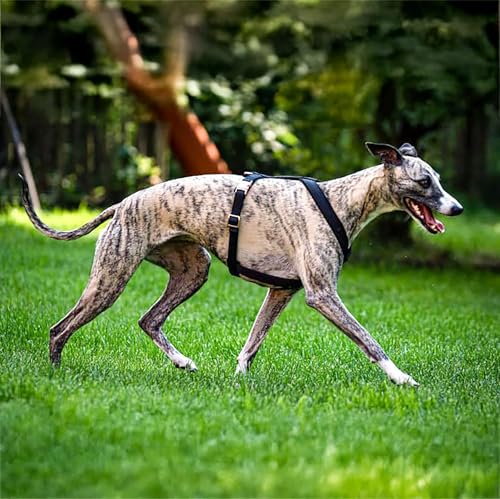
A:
[418,176,431,189]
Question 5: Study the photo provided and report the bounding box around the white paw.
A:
[378,359,419,387]
[235,358,248,375]
[184,359,198,372]
[392,372,420,388]
[172,354,197,371]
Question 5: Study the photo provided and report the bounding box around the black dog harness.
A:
[227,172,351,289]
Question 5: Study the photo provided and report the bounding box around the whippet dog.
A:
[20,142,463,386]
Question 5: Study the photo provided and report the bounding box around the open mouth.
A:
[404,198,445,234]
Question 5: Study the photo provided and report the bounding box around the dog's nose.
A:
[450,203,464,216]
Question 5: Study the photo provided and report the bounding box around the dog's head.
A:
[365,141,463,234]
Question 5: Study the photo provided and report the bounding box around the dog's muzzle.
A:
[438,193,464,217]
[404,193,463,235]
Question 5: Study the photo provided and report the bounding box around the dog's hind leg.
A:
[235,288,296,374]
[139,241,211,370]
[49,219,146,365]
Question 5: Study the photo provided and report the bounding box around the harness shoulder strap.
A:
[299,178,351,262]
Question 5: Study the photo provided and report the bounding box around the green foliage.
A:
[187,76,302,174]
[112,144,161,194]
[1,0,96,90]
[186,0,498,184]
[1,210,499,497]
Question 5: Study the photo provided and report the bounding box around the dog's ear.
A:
[365,142,403,167]
[399,143,418,157]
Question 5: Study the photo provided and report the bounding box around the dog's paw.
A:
[404,375,420,387]
[172,355,197,371]
[395,374,419,387]
[184,360,198,372]
[235,358,248,375]
[378,359,419,387]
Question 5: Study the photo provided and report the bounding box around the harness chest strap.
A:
[227,172,351,289]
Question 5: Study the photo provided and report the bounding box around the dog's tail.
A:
[19,174,118,241]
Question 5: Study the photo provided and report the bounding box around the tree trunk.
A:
[455,104,488,197]
[84,0,229,177]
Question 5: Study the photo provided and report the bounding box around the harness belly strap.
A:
[227,172,351,289]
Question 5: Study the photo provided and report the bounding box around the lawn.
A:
[1,209,499,497]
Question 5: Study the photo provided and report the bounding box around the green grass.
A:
[1,209,499,497]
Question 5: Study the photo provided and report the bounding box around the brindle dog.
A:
[21,142,463,386]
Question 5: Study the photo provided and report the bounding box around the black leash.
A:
[227,172,351,289]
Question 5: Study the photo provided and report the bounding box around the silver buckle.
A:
[235,180,251,194]
[228,214,240,229]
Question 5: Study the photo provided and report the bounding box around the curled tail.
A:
[19,174,118,240]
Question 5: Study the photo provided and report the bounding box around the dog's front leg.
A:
[236,288,296,374]
[306,290,419,386]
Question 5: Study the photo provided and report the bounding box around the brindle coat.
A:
[21,142,463,386]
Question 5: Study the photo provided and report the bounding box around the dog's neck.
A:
[323,165,397,243]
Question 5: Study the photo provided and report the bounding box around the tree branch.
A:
[1,88,41,211]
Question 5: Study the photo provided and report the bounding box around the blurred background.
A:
[1,0,498,241]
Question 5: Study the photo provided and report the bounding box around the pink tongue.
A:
[433,219,445,233]
[422,204,445,233]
